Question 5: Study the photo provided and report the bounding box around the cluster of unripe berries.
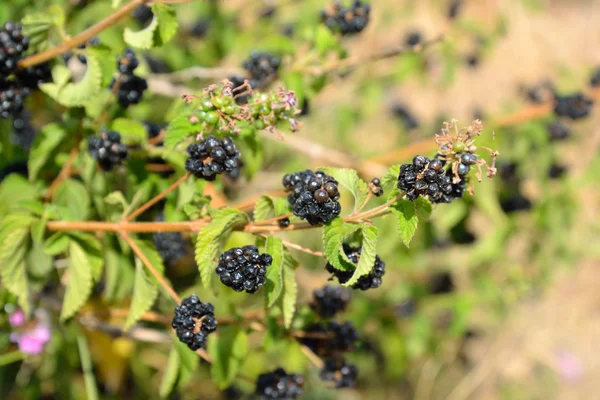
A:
[398,154,471,203]
[216,246,272,293]
[255,368,304,399]
[172,295,217,351]
[111,48,148,108]
[87,131,129,170]
[326,244,386,290]
[321,1,371,36]
[282,169,341,225]
[184,135,242,181]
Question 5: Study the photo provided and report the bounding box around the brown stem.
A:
[354,192,373,215]
[126,173,191,221]
[120,231,181,303]
[45,143,80,200]
[233,189,288,211]
[256,234,324,257]
[299,344,324,369]
[253,212,293,226]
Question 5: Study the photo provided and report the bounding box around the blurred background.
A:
[1,0,600,399]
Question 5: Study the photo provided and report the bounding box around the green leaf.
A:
[61,241,94,321]
[319,167,369,208]
[322,218,360,271]
[125,260,159,330]
[110,118,147,145]
[58,49,103,107]
[382,164,401,193]
[253,195,290,222]
[55,179,91,221]
[281,249,298,329]
[28,123,67,181]
[208,328,248,389]
[124,11,159,49]
[315,24,338,54]
[67,232,104,281]
[391,199,419,247]
[152,4,179,46]
[21,6,64,50]
[195,208,248,289]
[26,241,53,280]
[414,197,432,220]
[264,236,284,308]
[159,342,181,398]
[0,175,41,217]
[164,115,198,149]
[44,232,71,255]
[103,245,135,304]
[343,225,378,287]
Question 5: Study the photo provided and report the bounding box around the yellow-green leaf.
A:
[61,241,94,321]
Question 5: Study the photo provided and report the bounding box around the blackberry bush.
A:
[216,246,272,293]
[282,169,341,225]
[153,231,187,265]
[326,244,386,290]
[547,120,571,141]
[321,1,371,36]
[185,136,242,181]
[87,131,129,170]
[112,74,148,107]
[255,368,304,399]
[299,321,359,357]
[319,357,358,388]
[171,295,217,351]
[310,285,351,318]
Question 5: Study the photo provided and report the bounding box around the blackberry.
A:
[0,79,30,119]
[112,75,148,107]
[117,48,139,75]
[242,51,281,87]
[171,295,217,351]
[554,93,594,120]
[299,321,358,357]
[15,62,52,89]
[132,5,154,27]
[10,111,36,151]
[321,1,371,36]
[391,103,419,130]
[524,80,555,104]
[310,285,351,318]
[278,217,291,228]
[0,22,29,75]
[190,19,210,38]
[227,75,257,104]
[369,177,383,197]
[87,131,128,170]
[590,67,600,87]
[466,53,480,68]
[500,194,532,213]
[255,368,304,399]
[427,271,455,295]
[153,231,187,265]
[325,244,385,290]
[282,169,341,225]
[405,31,422,47]
[319,357,358,388]
[185,136,242,181]
[216,246,272,293]
[447,0,463,20]
[547,120,570,141]
[76,37,100,64]
[548,163,567,179]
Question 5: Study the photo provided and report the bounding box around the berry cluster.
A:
[242,51,281,87]
[321,1,371,36]
[282,170,341,225]
[326,244,386,290]
[216,246,272,293]
[405,31,422,47]
[144,123,174,177]
[10,111,36,151]
[0,79,30,119]
[87,131,129,170]
[172,295,217,351]
[554,93,594,120]
[153,231,187,265]
[185,136,242,181]
[255,368,304,399]
[299,321,358,357]
[111,48,147,107]
[15,62,52,89]
[369,177,383,197]
[547,120,571,141]
[319,357,358,388]
[310,285,351,318]
[0,22,29,75]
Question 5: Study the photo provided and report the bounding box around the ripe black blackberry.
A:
[153,231,187,265]
[282,169,341,225]
[405,31,422,47]
[299,321,358,357]
[190,19,211,38]
[547,120,570,141]
[0,79,30,119]
[321,1,371,36]
[171,295,217,351]
[216,246,272,293]
[0,22,29,75]
[310,285,351,318]
[10,111,36,151]
[242,51,281,86]
[325,244,386,290]
[500,193,532,213]
[111,75,148,107]
[132,5,153,27]
[15,62,52,89]
[185,136,242,181]
[590,67,600,87]
[319,357,358,388]
[548,163,567,179]
[255,368,304,399]
[277,217,290,228]
[369,177,383,197]
[117,48,139,75]
[87,131,129,170]
[391,103,420,130]
[554,93,594,120]
[427,271,455,295]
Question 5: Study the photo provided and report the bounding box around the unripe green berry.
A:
[212,96,225,108]
[205,111,219,125]
[255,120,266,130]
[453,142,466,153]
[202,99,215,111]
[223,105,235,115]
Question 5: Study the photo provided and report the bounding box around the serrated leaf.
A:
[382,164,401,193]
[343,225,378,287]
[67,232,104,281]
[61,241,94,321]
[28,123,66,181]
[264,236,284,308]
[152,4,178,46]
[253,196,274,222]
[91,45,117,87]
[21,6,64,50]
[124,11,159,49]
[111,118,147,145]
[55,179,91,221]
[322,218,360,271]
[195,208,248,289]
[320,167,369,208]
[58,50,103,107]
[103,245,135,304]
[281,249,298,329]
[44,232,71,255]
[164,115,198,149]
[208,328,247,389]
[125,260,159,330]
[159,342,181,398]
[391,199,419,247]
[414,197,432,220]
[26,241,53,280]
[0,176,41,217]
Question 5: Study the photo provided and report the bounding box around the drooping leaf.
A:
[124,12,159,49]
[67,232,103,281]
[58,49,103,107]
[208,328,248,389]
[21,5,65,50]
[281,249,299,329]
[26,241,53,280]
[391,199,419,247]
[343,225,378,287]
[103,245,135,304]
[195,208,248,289]
[322,218,360,271]
[61,241,94,321]
[264,236,284,308]
[28,123,66,181]
[320,167,369,208]
[414,197,432,220]
[43,232,71,255]
[253,195,290,222]
[152,4,179,46]
[55,179,91,221]
[124,259,159,330]
[164,114,198,149]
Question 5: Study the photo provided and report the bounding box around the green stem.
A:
[77,332,100,400]
[0,350,25,367]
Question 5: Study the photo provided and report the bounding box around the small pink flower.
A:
[18,335,45,355]
[31,324,51,343]
[556,351,583,382]
[9,310,25,327]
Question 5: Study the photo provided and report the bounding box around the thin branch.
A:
[252,213,293,226]
[299,344,324,369]
[126,173,191,221]
[256,234,324,257]
[45,143,80,200]
[120,231,181,303]
[150,66,247,83]
[78,315,171,343]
